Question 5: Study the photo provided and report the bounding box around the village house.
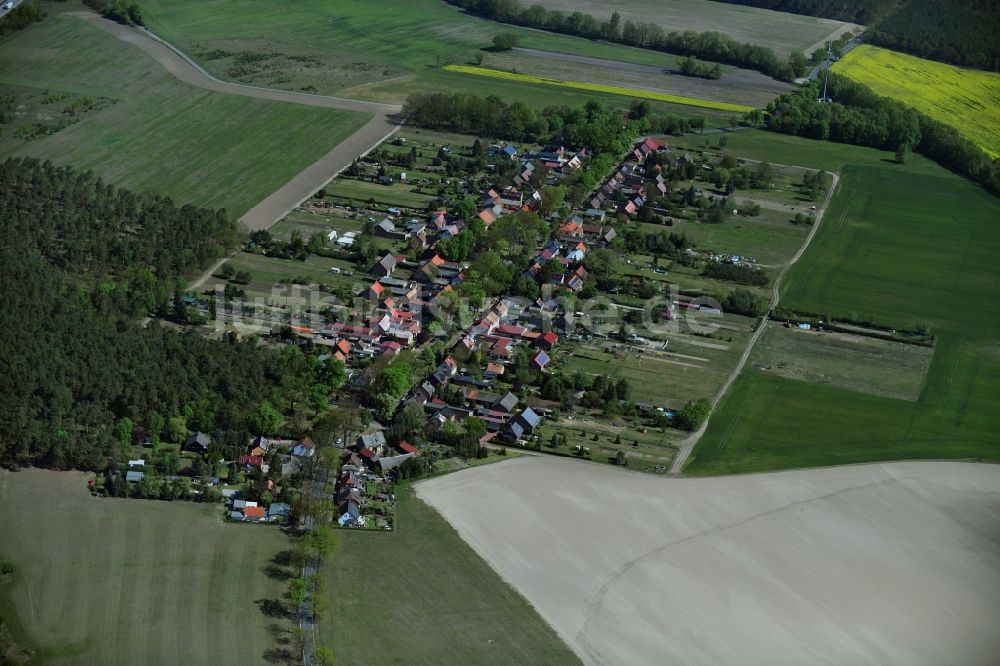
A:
[183,432,211,453]
[503,407,541,442]
[372,253,397,278]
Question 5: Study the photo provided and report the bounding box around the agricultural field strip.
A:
[832,45,1000,158]
[686,161,1000,474]
[417,456,1000,666]
[73,12,402,233]
[488,48,792,108]
[443,65,756,113]
[535,0,856,57]
[0,469,293,665]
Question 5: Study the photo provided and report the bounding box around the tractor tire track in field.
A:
[72,12,402,235]
[670,165,842,475]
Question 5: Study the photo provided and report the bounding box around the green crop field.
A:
[686,163,1000,474]
[135,0,737,120]
[318,485,580,664]
[0,468,294,665]
[0,12,369,218]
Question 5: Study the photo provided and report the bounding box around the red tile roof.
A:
[243,506,266,518]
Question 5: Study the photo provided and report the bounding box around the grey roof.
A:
[358,431,387,449]
[379,252,396,268]
[125,471,144,482]
[267,503,292,518]
[519,407,541,428]
[184,432,211,448]
[378,452,415,471]
[494,391,518,412]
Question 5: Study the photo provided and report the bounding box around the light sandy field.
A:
[416,456,1000,666]
[537,0,856,57]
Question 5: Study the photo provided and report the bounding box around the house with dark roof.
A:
[503,407,541,441]
[183,432,211,452]
[372,253,397,277]
[267,503,292,522]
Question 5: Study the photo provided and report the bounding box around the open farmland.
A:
[135,0,747,118]
[535,0,857,57]
[687,163,1000,474]
[832,44,1000,158]
[417,456,1000,665]
[750,322,932,401]
[0,13,369,219]
[0,468,294,665]
[318,485,580,665]
[481,48,793,109]
[443,65,756,113]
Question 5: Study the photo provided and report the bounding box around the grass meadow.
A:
[0,12,369,218]
[686,163,1000,474]
[0,468,294,665]
[833,45,1000,158]
[318,485,580,664]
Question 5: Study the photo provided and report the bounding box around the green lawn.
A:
[319,485,580,665]
[0,11,369,218]
[686,163,1000,474]
[0,468,294,665]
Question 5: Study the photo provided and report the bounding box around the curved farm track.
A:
[74,12,402,232]
[670,166,841,474]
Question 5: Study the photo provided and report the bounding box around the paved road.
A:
[807,37,863,81]
[74,12,402,232]
[0,0,24,19]
[669,164,841,474]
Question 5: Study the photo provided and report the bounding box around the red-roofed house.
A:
[537,331,559,350]
[397,441,419,456]
[366,281,384,301]
[243,506,266,521]
[490,338,514,359]
[478,208,497,226]
[334,339,351,362]
[379,341,402,356]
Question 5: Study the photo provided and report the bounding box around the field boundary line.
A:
[670,167,841,475]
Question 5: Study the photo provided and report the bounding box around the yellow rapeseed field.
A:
[833,45,1000,158]
[442,65,755,113]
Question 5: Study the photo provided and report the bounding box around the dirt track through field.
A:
[670,165,841,473]
[74,12,402,232]
[417,456,1000,666]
